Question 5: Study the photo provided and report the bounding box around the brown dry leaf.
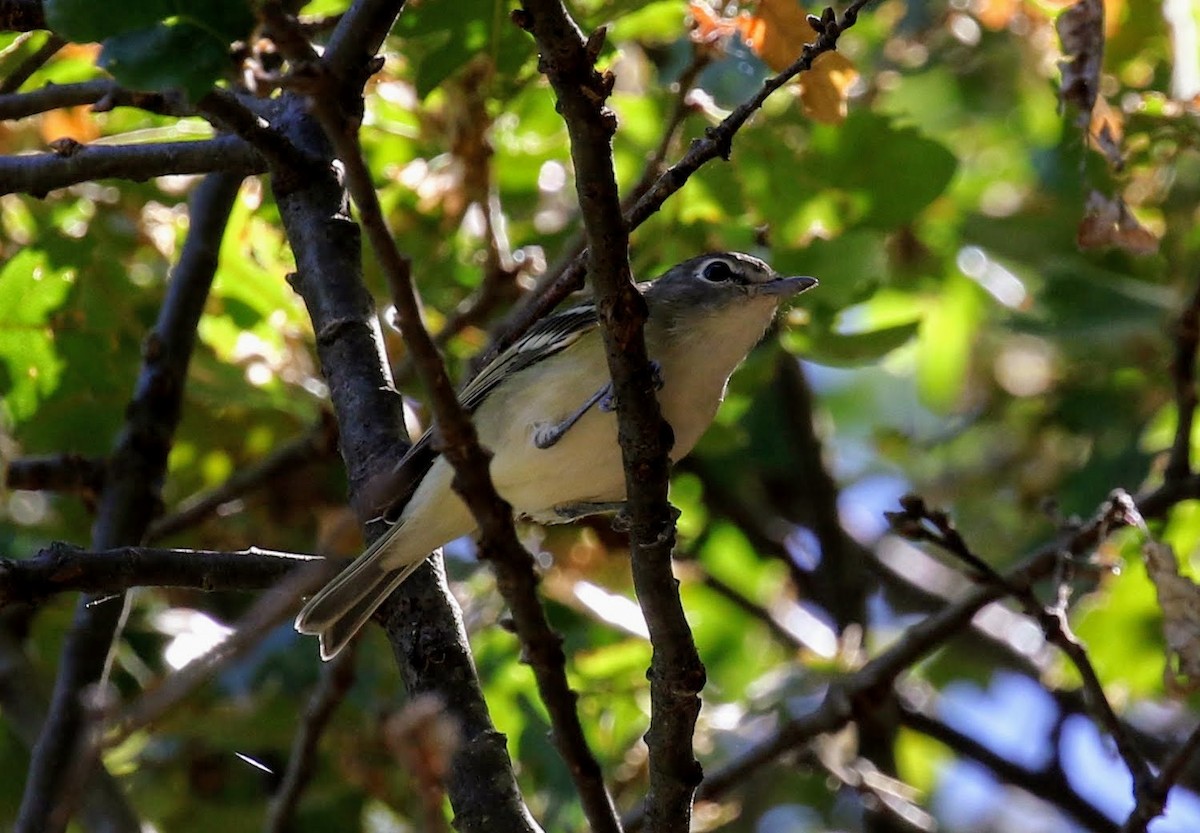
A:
[1076,190,1159,255]
[1142,540,1200,696]
[1057,0,1105,128]
[38,106,101,144]
[735,0,820,72]
[689,0,858,124]
[1089,96,1124,168]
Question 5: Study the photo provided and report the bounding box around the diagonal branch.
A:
[305,45,619,832]
[147,411,339,541]
[0,33,64,94]
[258,26,540,825]
[495,0,877,358]
[517,3,702,832]
[625,481,1178,831]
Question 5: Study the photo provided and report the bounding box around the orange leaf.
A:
[734,0,819,72]
[688,1,740,43]
[799,50,858,124]
[975,0,1020,30]
[38,106,101,144]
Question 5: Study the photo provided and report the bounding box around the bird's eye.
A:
[701,260,736,283]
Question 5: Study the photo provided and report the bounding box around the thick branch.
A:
[16,172,243,833]
[0,136,264,197]
[267,72,539,830]
[0,543,315,603]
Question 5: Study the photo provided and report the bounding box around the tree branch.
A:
[0,79,189,120]
[1122,719,1200,832]
[4,454,105,496]
[264,644,358,833]
[517,4,703,832]
[146,412,338,541]
[0,543,316,603]
[0,33,64,94]
[0,616,141,833]
[495,0,877,357]
[263,40,541,827]
[305,45,619,832]
[16,171,244,833]
[898,694,1118,833]
[0,136,264,198]
[888,492,1156,811]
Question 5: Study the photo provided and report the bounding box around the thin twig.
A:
[1121,720,1200,833]
[493,0,877,359]
[898,694,1118,833]
[623,483,1165,831]
[101,561,335,751]
[0,34,64,95]
[148,411,339,541]
[889,492,1157,811]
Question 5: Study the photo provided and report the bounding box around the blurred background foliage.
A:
[2,0,1200,830]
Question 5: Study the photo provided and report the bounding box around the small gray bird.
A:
[296,252,817,659]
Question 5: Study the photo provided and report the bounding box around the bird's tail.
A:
[295,524,425,660]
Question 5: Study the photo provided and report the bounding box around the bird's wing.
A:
[457,302,598,411]
[376,302,599,521]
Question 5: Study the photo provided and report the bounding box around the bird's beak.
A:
[752,275,819,297]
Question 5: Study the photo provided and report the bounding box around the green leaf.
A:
[100,22,230,101]
[916,273,982,413]
[0,250,74,425]
[774,230,889,309]
[608,1,687,42]
[45,0,173,43]
[791,319,921,366]
[811,111,959,228]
